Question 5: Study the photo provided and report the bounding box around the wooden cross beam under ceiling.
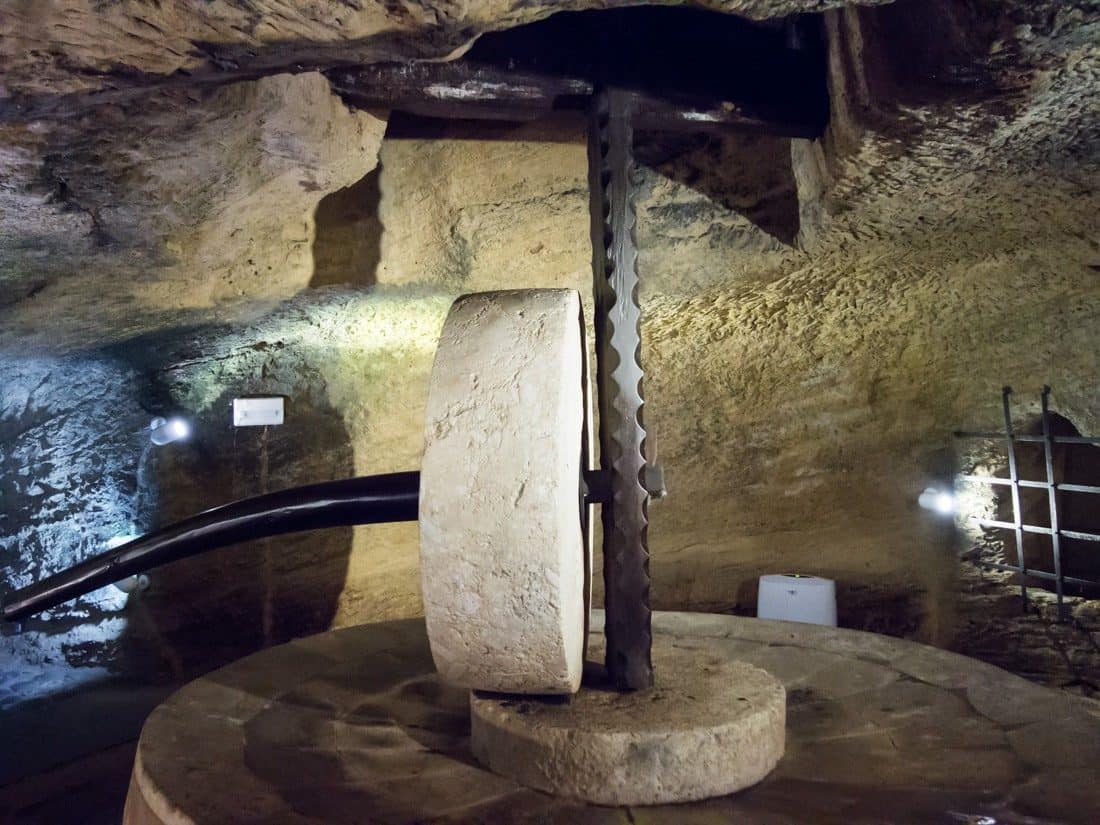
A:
[326,60,825,138]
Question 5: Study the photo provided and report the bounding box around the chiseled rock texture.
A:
[1,0,1098,714]
[0,72,387,345]
[1,291,442,708]
[641,0,1100,641]
[420,290,587,694]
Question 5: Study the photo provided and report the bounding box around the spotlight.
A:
[114,574,150,594]
[150,416,191,445]
[918,487,956,516]
[104,532,150,593]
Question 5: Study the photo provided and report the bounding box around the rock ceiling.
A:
[0,0,1096,350]
[1,1,874,99]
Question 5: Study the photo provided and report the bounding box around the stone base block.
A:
[470,635,785,805]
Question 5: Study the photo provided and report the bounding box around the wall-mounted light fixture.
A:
[918,486,956,516]
[105,532,151,593]
[150,416,191,445]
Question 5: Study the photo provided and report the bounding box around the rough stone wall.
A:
[0,290,450,708]
[1,0,1098,713]
[641,0,1100,640]
[345,1,1100,644]
[1,72,387,347]
[0,355,147,706]
[1,72,389,705]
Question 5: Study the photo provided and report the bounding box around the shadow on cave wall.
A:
[310,164,384,289]
[109,321,357,681]
[635,130,801,246]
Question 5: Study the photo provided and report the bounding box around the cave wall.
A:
[0,354,147,707]
[646,0,1100,639]
[1,0,1098,721]
[0,293,435,707]
[0,72,387,346]
[0,117,597,711]
[1,72,391,712]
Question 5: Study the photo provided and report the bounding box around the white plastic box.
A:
[757,574,837,626]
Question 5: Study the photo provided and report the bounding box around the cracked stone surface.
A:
[124,611,1100,824]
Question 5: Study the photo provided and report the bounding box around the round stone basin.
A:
[124,611,1100,824]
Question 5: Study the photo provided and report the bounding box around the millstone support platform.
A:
[471,636,785,805]
[123,611,1100,824]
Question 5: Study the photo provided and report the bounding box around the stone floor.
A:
[123,611,1100,824]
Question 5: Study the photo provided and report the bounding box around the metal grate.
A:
[955,386,1100,621]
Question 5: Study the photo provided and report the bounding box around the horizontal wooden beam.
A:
[327,62,592,122]
[622,91,824,139]
[325,61,825,138]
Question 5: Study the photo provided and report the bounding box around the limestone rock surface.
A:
[2,0,1099,717]
[0,72,387,346]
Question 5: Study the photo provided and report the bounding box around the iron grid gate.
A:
[955,386,1100,621]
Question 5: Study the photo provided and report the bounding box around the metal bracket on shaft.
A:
[587,87,654,691]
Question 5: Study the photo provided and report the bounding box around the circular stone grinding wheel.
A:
[420,289,589,694]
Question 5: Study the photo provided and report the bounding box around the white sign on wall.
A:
[233,397,285,427]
